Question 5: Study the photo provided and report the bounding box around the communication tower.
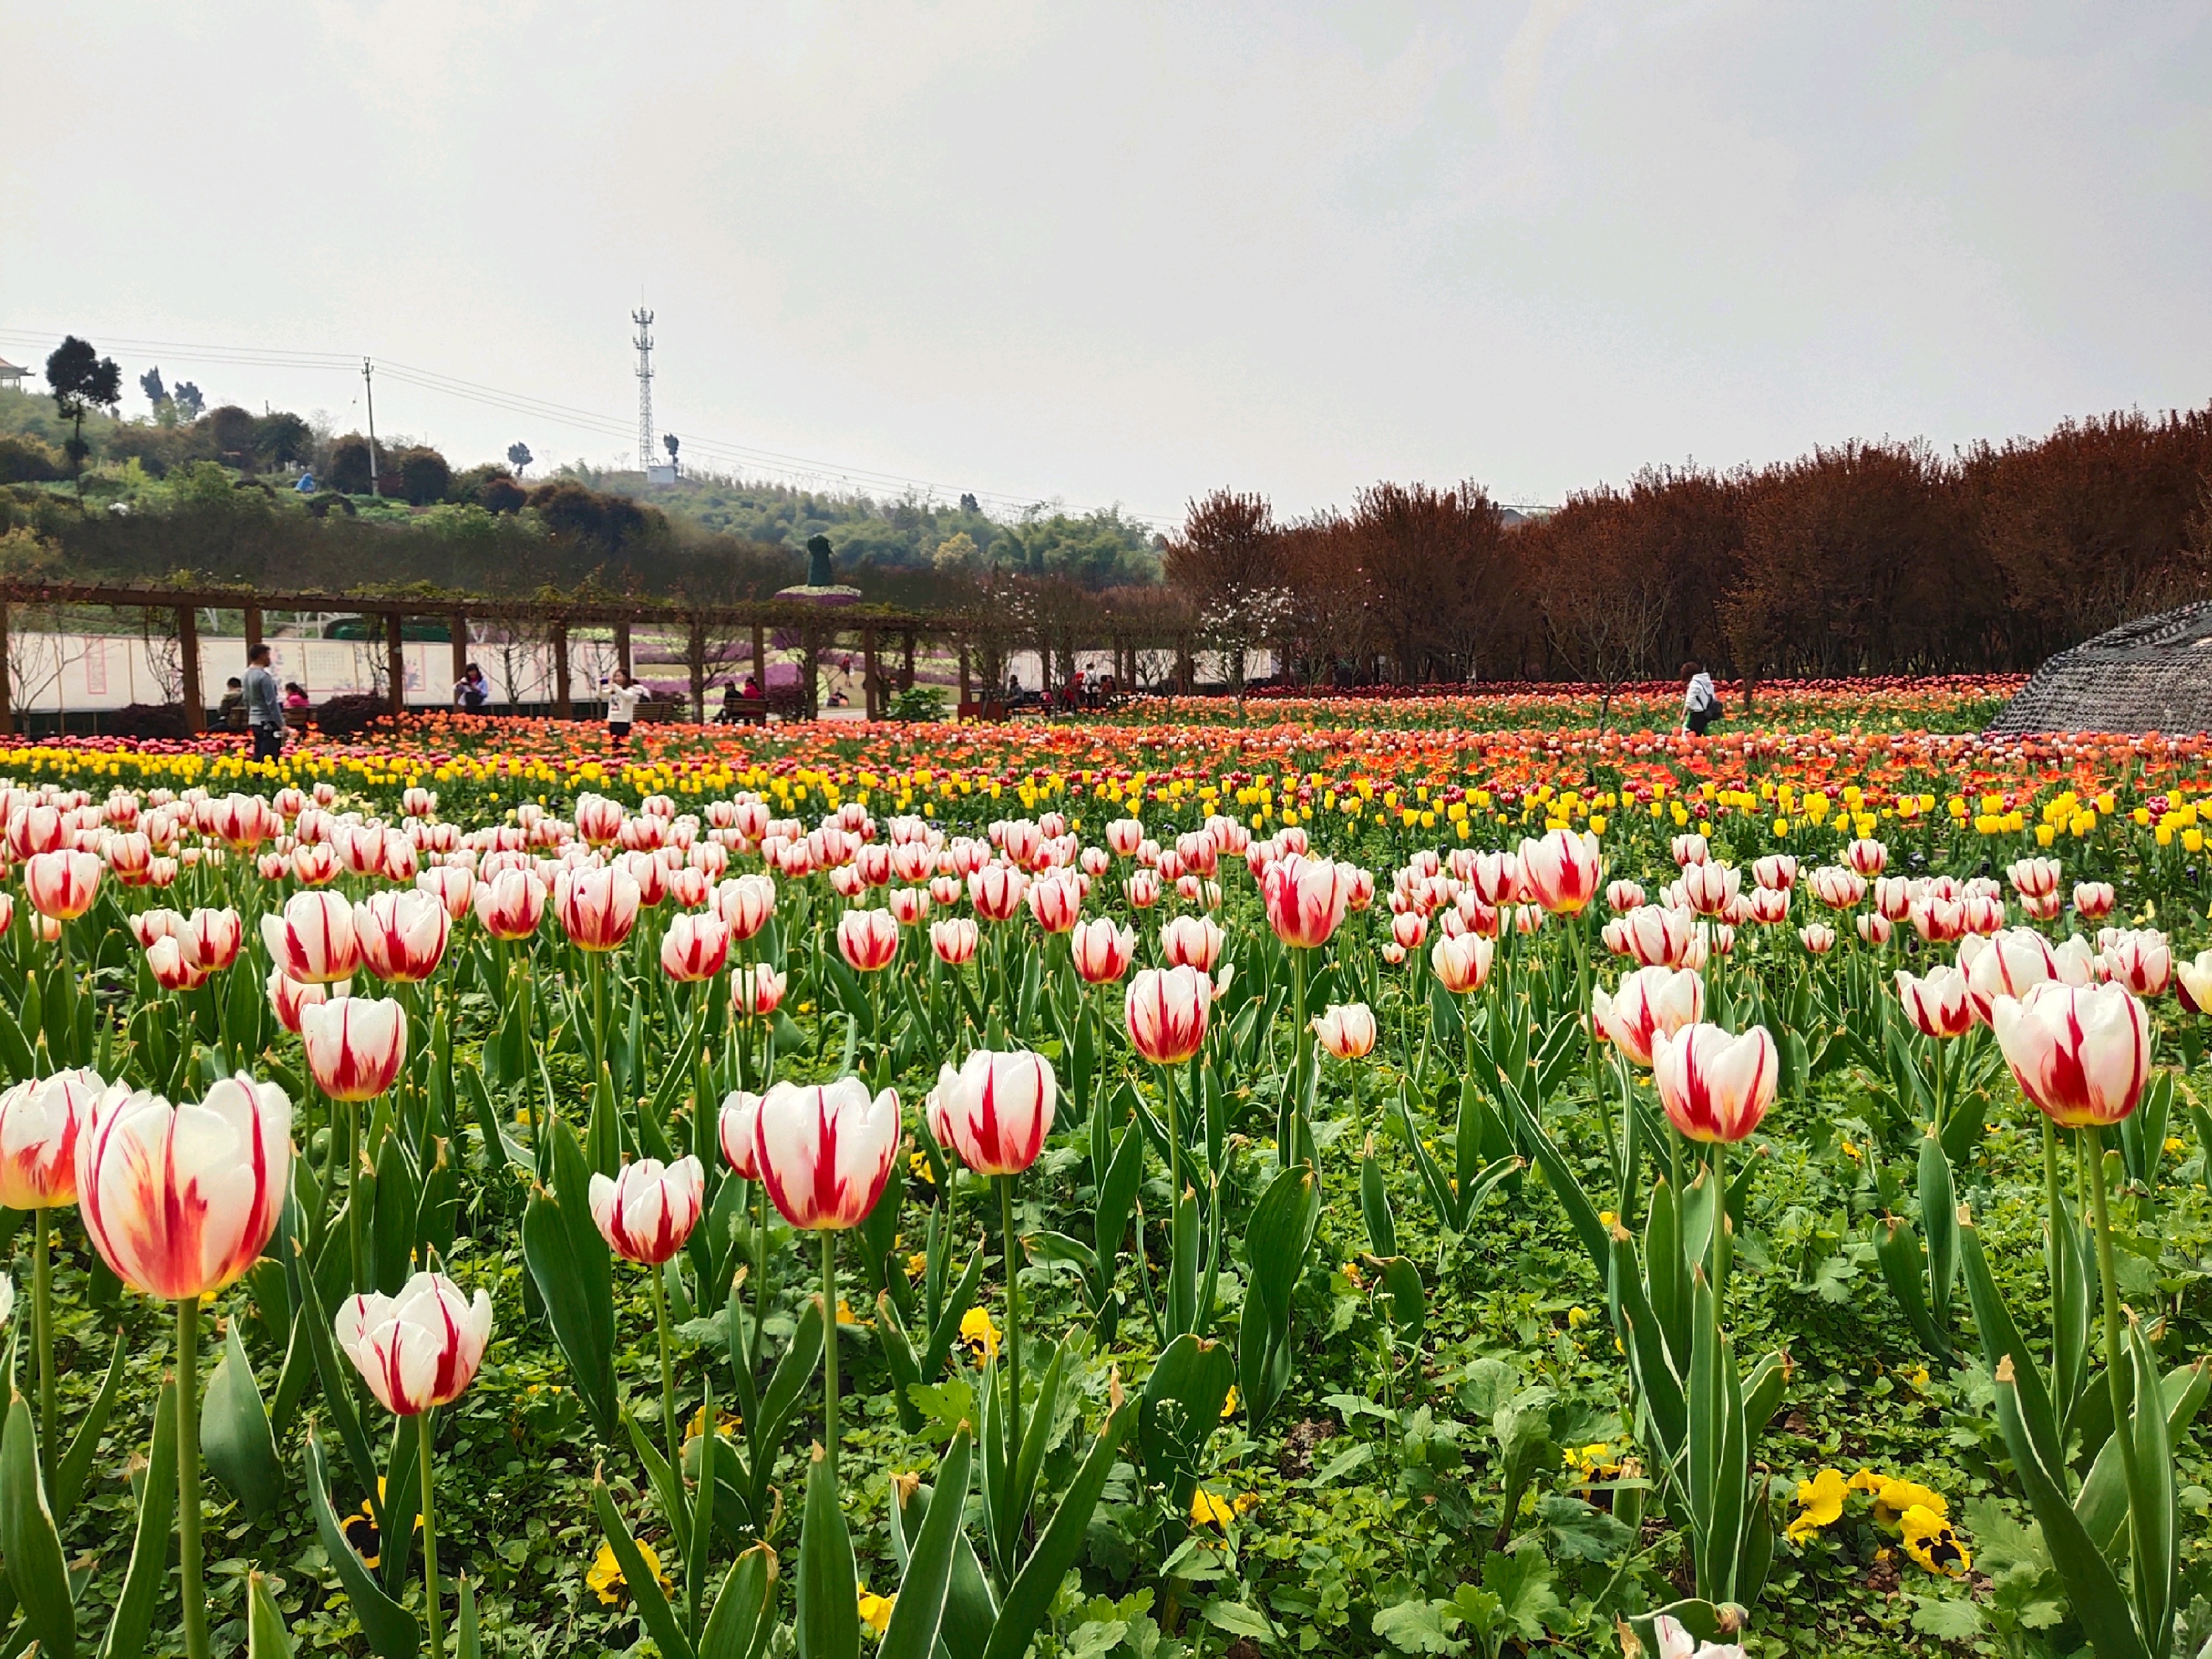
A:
[632,307,656,471]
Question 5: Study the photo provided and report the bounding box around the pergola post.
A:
[862,628,881,720]
[688,618,708,723]
[957,645,971,710]
[177,605,204,732]
[0,599,11,734]
[898,631,916,693]
[385,612,407,716]
[243,605,263,659]
[551,620,572,718]
[1177,637,1195,695]
[615,620,634,682]
[451,612,469,693]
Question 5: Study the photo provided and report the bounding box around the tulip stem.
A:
[348,1097,367,1295]
[999,1173,1024,1489]
[648,1260,684,1501]
[420,1408,445,1659]
[1289,946,1309,1165]
[176,1298,210,1659]
[1710,1137,1730,1308]
[32,1208,54,1490]
[2084,1127,2138,1478]
[753,1180,772,1374]
[819,1229,840,1479]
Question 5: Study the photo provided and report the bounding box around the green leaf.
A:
[1909,1593,1985,1640]
[878,1426,973,1659]
[698,1546,778,1659]
[1483,1549,1559,1642]
[305,1427,421,1659]
[1359,1153,1397,1258]
[980,1398,1135,1659]
[1140,1334,1234,1519]
[457,1576,482,1659]
[796,1447,859,1659]
[1201,1599,1278,1641]
[100,1379,176,1659]
[1,1391,74,1659]
[247,1570,298,1659]
[1370,1598,1466,1656]
[594,1474,698,1659]
[55,1326,128,1523]
[520,1118,619,1439]
[1237,1160,1322,1427]
[293,1236,381,1516]
[203,1320,283,1524]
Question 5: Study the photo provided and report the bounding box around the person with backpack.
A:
[1681,660,1722,735]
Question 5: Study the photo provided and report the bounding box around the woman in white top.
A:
[1680,660,1719,735]
[604,671,647,745]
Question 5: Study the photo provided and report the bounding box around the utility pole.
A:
[633,308,655,472]
[362,358,381,497]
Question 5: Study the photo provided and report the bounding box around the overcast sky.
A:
[3,1,2208,524]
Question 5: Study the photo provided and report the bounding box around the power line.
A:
[0,325,1180,526]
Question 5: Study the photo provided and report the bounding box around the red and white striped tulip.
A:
[1071,917,1137,984]
[1857,912,1894,947]
[2008,857,2062,900]
[299,997,409,1101]
[1311,1002,1376,1060]
[77,1073,292,1300]
[968,864,1029,922]
[260,890,360,984]
[1592,967,1706,1067]
[1958,929,2056,1022]
[1125,965,1213,1066]
[927,1050,1056,1176]
[731,962,788,1019]
[1651,1024,1778,1143]
[416,865,476,923]
[1430,932,1494,994]
[837,907,900,971]
[660,911,732,982]
[1392,910,1429,952]
[1847,838,1889,876]
[107,832,154,886]
[1025,873,1083,934]
[930,918,980,966]
[0,1067,100,1210]
[1671,834,1710,867]
[1124,870,1162,909]
[1106,819,1145,857]
[474,869,548,940]
[888,887,932,927]
[589,1155,706,1264]
[336,1271,493,1416]
[1809,867,1866,910]
[1751,854,1797,893]
[718,1090,764,1178]
[147,936,209,991]
[2175,949,2212,1016]
[268,969,347,1035]
[25,850,101,921]
[7,803,65,859]
[1745,886,1790,926]
[1896,966,1974,1039]
[1606,879,1646,914]
[353,888,452,983]
[2099,929,2172,998]
[1620,905,1696,969]
[1798,924,1838,955]
[1991,980,2150,1129]
[1262,853,1356,949]
[2073,882,2116,921]
[573,793,627,848]
[556,865,641,952]
[753,1078,900,1231]
[1159,913,1226,972]
[1680,861,1739,918]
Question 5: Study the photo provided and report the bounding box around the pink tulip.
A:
[556,865,641,952]
[268,968,347,1035]
[1592,967,1705,1067]
[336,1271,493,1416]
[1651,1024,1778,1143]
[837,907,900,971]
[0,1067,101,1210]
[589,1155,706,1264]
[661,911,732,982]
[1991,980,2149,1129]
[1896,967,1974,1039]
[754,1078,901,1231]
[1071,917,1137,984]
[25,849,102,921]
[1262,853,1356,949]
[353,888,451,983]
[474,869,548,940]
[928,1050,1056,1175]
[1125,965,1213,1065]
[930,918,980,966]
[299,997,409,1101]
[1429,932,1494,994]
[261,890,361,984]
[1311,1002,1376,1060]
[77,1074,292,1300]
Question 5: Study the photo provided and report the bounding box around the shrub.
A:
[309,693,391,738]
[102,702,195,740]
[0,434,63,484]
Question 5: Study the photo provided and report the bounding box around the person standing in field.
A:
[1681,660,1721,735]
[604,669,645,749]
[244,643,286,762]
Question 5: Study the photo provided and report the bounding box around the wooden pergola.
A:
[0,580,1202,730]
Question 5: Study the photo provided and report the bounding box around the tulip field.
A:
[1,682,2211,1659]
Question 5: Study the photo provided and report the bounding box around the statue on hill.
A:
[806,534,836,588]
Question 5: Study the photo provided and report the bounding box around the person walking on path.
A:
[604,670,645,749]
[244,643,286,762]
[1680,660,1721,736]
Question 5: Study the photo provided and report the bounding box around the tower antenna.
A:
[632,308,655,472]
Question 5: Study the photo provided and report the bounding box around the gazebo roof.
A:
[1986,598,2212,735]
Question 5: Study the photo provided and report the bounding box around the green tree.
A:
[44,335,121,498]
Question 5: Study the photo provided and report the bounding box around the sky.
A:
[2,1,2208,525]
